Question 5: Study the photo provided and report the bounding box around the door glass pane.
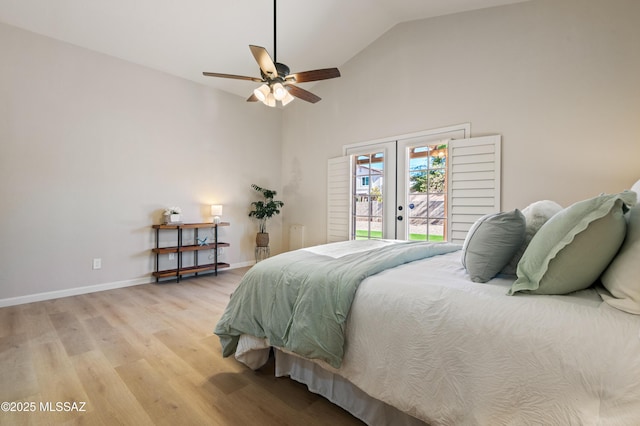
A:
[406,143,448,241]
[352,152,384,239]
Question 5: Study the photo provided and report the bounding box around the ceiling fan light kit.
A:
[203,0,340,107]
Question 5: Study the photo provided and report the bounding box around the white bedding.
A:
[235,247,640,425]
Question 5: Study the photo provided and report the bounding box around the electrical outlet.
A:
[168,253,176,260]
[92,258,102,270]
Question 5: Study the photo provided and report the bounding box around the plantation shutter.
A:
[327,156,351,242]
[448,135,502,244]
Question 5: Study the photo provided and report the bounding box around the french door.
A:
[344,127,469,241]
[330,128,500,243]
[397,135,453,241]
[347,142,396,240]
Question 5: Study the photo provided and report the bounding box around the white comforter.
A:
[235,244,640,425]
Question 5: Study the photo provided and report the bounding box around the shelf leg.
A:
[194,228,199,277]
[155,228,160,283]
[214,225,219,276]
[177,227,182,283]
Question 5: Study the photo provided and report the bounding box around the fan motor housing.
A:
[275,62,290,77]
[261,62,290,81]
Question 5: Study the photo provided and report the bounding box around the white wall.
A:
[281,0,640,248]
[3,0,640,303]
[0,22,283,302]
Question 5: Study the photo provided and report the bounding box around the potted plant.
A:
[248,184,284,247]
[163,206,182,224]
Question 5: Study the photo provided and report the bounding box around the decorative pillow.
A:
[508,191,636,295]
[501,200,563,276]
[461,209,525,283]
[598,180,640,314]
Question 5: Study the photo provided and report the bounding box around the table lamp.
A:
[211,204,223,224]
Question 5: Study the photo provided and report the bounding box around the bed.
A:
[215,185,640,425]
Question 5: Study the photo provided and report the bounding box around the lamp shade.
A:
[281,91,295,106]
[253,84,270,102]
[264,92,276,107]
[272,82,287,101]
[211,205,223,217]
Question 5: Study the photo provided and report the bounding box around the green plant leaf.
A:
[248,184,284,233]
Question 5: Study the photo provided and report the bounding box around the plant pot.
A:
[256,232,270,247]
[164,213,181,224]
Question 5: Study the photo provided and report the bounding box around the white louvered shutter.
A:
[448,135,502,244]
[327,156,351,242]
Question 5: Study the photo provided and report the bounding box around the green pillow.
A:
[508,191,636,295]
[461,209,525,283]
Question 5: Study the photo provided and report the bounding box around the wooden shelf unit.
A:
[152,222,230,282]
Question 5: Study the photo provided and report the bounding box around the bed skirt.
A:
[274,349,426,426]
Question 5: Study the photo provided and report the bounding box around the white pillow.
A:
[598,179,640,314]
[501,200,563,276]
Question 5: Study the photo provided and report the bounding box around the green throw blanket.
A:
[214,240,460,368]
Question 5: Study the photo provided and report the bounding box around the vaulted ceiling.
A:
[0,0,528,98]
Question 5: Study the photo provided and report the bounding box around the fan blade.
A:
[203,72,263,82]
[249,45,278,78]
[286,84,321,104]
[286,68,341,83]
[247,93,259,102]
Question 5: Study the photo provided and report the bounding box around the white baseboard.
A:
[0,262,254,308]
[0,277,152,308]
[231,260,255,268]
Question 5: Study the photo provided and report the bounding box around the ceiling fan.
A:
[202,0,340,107]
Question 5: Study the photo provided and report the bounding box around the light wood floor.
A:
[0,268,363,425]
